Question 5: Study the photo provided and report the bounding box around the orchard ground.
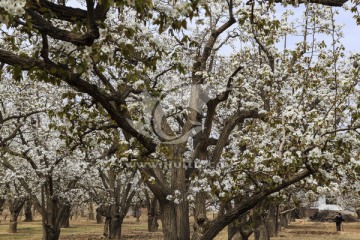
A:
[1,215,360,240]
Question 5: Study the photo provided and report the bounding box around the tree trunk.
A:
[80,209,85,218]
[88,202,95,220]
[103,217,111,238]
[23,199,33,222]
[191,192,208,240]
[280,211,292,228]
[102,204,125,240]
[33,204,37,218]
[226,201,253,240]
[239,217,253,240]
[0,197,5,223]
[60,206,71,228]
[160,201,178,240]
[147,197,159,232]
[265,204,277,238]
[9,212,19,233]
[172,148,190,240]
[61,216,70,228]
[176,199,189,239]
[132,202,141,222]
[0,197,5,213]
[42,224,61,240]
[109,216,123,240]
[8,199,24,233]
[144,147,191,240]
[228,222,241,240]
[253,205,269,240]
[254,224,269,240]
[103,216,123,240]
[96,208,103,224]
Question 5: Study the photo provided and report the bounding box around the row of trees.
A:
[0,0,360,240]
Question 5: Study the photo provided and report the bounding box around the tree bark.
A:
[109,216,123,240]
[191,192,208,240]
[42,224,61,240]
[23,199,33,222]
[147,197,159,232]
[9,212,19,233]
[103,216,124,240]
[253,203,269,240]
[88,202,95,220]
[160,201,178,240]
[96,208,103,224]
[103,217,111,238]
[239,216,254,240]
[80,209,86,218]
[132,202,141,222]
[0,198,5,210]
[0,197,5,222]
[356,209,360,219]
[61,216,70,228]
[228,222,241,240]
[101,205,125,240]
[176,199,189,239]
[172,148,190,240]
[60,206,71,229]
[225,201,253,240]
[8,199,25,233]
[253,201,278,240]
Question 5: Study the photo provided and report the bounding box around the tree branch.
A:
[200,169,313,240]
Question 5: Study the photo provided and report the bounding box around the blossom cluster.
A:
[0,0,26,16]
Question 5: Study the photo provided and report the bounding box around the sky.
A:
[335,8,360,53]
[3,1,358,56]
[276,5,360,54]
[70,1,360,54]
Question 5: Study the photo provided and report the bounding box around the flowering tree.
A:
[0,75,97,239]
[0,68,46,233]
[0,1,359,240]
[1,111,98,240]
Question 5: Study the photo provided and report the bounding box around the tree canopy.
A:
[1,1,360,240]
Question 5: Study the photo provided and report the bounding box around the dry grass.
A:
[271,221,360,240]
[0,218,104,240]
[1,216,360,239]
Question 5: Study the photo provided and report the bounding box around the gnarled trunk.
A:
[143,147,191,240]
[9,212,19,233]
[42,224,60,240]
[147,197,159,232]
[109,216,123,239]
[160,201,178,240]
[88,202,95,220]
[253,201,277,240]
[228,221,241,240]
[132,202,141,222]
[60,205,71,228]
[226,201,253,240]
[103,216,123,240]
[239,218,253,240]
[176,199,190,239]
[191,192,208,240]
[96,208,103,224]
[101,205,125,240]
[0,197,5,210]
[24,199,33,222]
[8,199,25,233]
[103,217,111,238]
